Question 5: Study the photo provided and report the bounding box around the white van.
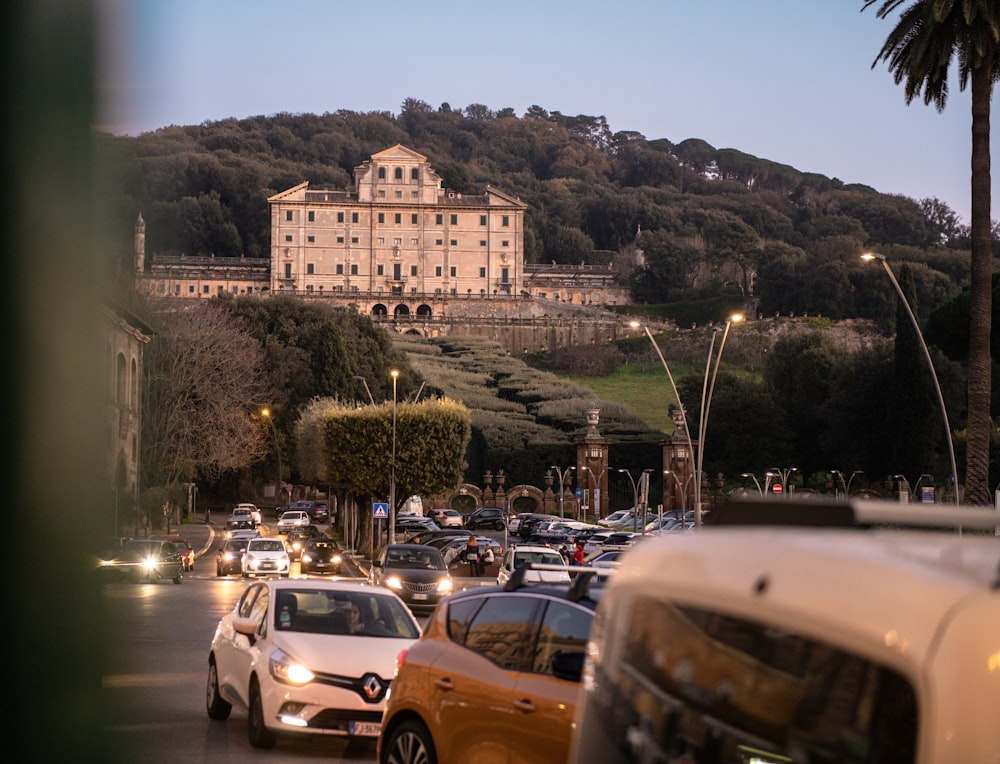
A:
[569,498,1000,763]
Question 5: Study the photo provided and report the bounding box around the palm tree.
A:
[863,0,998,504]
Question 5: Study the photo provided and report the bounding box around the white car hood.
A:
[270,631,414,674]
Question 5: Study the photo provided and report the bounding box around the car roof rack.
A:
[708,496,1000,532]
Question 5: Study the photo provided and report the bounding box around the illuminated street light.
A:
[261,408,284,509]
[739,472,763,496]
[862,252,959,505]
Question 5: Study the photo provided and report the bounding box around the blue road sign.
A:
[373,502,389,519]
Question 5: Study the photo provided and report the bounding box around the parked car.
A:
[517,513,561,539]
[207,579,421,749]
[284,525,322,560]
[241,536,290,578]
[497,544,571,585]
[568,498,1000,763]
[299,538,343,575]
[276,510,310,534]
[232,502,262,525]
[432,535,502,569]
[394,516,440,537]
[463,506,506,531]
[426,508,464,528]
[369,544,453,614]
[405,528,471,546]
[216,537,251,576]
[287,499,330,524]
[378,567,604,764]
[99,538,184,584]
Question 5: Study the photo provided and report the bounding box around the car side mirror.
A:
[373,559,383,568]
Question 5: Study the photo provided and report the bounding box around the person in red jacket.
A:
[573,542,585,566]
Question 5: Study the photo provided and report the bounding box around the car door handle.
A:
[513,699,536,713]
[433,678,455,691]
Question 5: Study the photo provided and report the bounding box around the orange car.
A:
[378,568,603,764]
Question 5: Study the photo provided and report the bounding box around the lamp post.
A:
[550,465,575,519]
[862,252,959,505]
[768,466,797,496]
[618,468,653,533]
[664,470,691,512]
[389,369,399,544]
[914,473,934,502]
[739,472,764,496]
[353,375,376,406]
[580,464,610,524]
[261,408,283,509]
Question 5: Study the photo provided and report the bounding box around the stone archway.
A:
[433,484,482,514]
[505,484,544,514]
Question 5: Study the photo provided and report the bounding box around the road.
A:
[100,523,508,763]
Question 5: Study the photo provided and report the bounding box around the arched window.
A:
[116,352,126,404]
[130,358,138,409]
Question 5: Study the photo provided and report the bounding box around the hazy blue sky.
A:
[98,0,993,224]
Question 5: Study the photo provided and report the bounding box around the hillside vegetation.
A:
[102,101,988,328]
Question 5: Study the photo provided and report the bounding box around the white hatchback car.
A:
[241,537,290,578]
[276,510,310,534]
[207,579,421,749]
[233,502,262,525]
[570,498,1000,763]
[497,544,571,585]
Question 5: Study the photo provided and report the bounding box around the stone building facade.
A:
[135,145,633,310]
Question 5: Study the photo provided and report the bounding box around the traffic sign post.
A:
[373,502,389,519]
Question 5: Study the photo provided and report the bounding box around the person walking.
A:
[464,535,481,576]
[573,541,585,566]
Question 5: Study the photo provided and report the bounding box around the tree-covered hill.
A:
[100,100,992,323]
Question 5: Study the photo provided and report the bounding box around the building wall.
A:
[268,145,528,299]
[103,304,150,500]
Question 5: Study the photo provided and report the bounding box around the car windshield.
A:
[120,540,159,558]
[307,540,334,550]
[514,551,563,567]
[386,549,446,570]
[249,539,285,552]
[225,540,249,552]
[273,589,420,638]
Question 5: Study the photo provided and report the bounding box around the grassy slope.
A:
[561,359,698,435]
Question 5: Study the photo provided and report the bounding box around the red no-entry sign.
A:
[772,484,783,494]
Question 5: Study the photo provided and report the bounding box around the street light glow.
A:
[861,251,959,505]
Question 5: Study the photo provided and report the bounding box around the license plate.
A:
[412,593,428,600]
[350,721,381,737]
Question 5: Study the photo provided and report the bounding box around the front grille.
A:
[312,671,390,703]
[403,581,438,594]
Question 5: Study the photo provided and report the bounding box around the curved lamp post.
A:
[261,408,283,509]
[640,316,742,527]
[353,375,376,406]
[739,472,764,496]
[618,468,653,533]
[862,252,959,505]
[550,465,575,519]
[389,369,399,544]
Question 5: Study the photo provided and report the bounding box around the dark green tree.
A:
[865,0,999,503]
[889,265,940,477]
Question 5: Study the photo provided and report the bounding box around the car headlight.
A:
[141,556,157,571]
[301,553,313,563]
[269,648,314,686]
[437,577,453,593]
[385,575,403,590]
[332,554,342,564]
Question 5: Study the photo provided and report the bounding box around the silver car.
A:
[277,510,310,534]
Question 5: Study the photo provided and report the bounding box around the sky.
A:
[98,0,994,225]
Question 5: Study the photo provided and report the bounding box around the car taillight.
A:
[395,648,409,669]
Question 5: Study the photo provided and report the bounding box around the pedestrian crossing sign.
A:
[373,502,389,519]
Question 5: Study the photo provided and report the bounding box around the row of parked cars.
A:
[204,497,1000,762]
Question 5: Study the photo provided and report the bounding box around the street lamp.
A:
[618,468,653,533]
[389,369,399,544]
[768,466,797,496]
[550,465,575,519]
[862,252,959,505]
[579,464,610,524]
[914,473,934,502]
[353,375,375,406]
[261,408,283,509]
[694,314,743,525]
[664,470,692,512]
[739,472,764,496]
